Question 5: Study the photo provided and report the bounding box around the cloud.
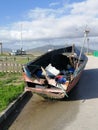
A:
[49,2,60,7]
[71,0,98,17]
[26,7,66,20]
[0,0,98,49]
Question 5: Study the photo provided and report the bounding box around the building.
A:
[10,49,26,56]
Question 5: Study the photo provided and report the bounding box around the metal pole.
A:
[87,38,89,54]
[0,42,2,54]
[76,30,88,69]
[20,24,23,54]
[85,30,90,54]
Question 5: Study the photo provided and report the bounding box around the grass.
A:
[0,54,40,112]
[0,72,25,112]
[0,55,37,64]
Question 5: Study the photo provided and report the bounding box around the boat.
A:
[22,45,88,99]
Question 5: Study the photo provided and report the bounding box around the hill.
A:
[27,44,94,55]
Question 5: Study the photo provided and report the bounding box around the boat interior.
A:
[22,46,87,99]
[23,48,80,89]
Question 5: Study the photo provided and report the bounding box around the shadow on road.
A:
[64,68,98,101]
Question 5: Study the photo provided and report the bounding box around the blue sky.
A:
[0,0,63,25]
[0,0,98,50]
[0,0,76,25]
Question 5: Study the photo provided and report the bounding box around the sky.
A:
[0,0,98,50]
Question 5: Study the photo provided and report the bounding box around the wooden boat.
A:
[22,45,88,99]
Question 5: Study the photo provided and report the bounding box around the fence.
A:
[0,55,39,73]
[0,62,22,73]
[0,56,28,73]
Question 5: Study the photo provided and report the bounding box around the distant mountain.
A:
[27,44,94,54]
[2,44,94,55]
[27,44,66,54]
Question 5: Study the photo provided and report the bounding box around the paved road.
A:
[1,56,98,130]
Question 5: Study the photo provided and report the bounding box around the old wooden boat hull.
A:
[22,45,88,99]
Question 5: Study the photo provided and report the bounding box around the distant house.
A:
[10,49,26,56]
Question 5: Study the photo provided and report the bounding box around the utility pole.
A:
[0,42,2,54]
[87,38,89,54]
[20,23,23,55]
[84,28,90,54]
[20,23,23,52]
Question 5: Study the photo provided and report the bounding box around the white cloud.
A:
[0,0,98,49]
[71,0,98,16]
[49,2,60,7]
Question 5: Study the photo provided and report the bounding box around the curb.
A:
[0,91,31,124]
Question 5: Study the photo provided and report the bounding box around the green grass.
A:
[0,55,39,112]
[0,55,37,64]
[0,72,25,112]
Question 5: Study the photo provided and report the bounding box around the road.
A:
[1,56,98,130]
